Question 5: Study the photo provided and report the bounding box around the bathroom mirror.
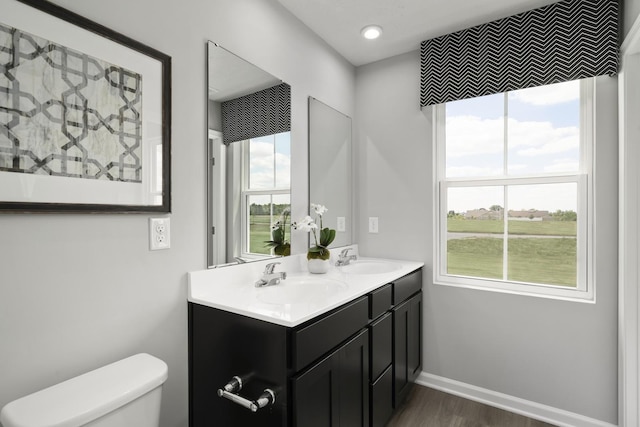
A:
[308,97,353,248]
[207,42,291,267]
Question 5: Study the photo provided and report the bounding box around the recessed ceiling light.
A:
[361,25,383,40]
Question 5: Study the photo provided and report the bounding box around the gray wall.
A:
[0,1,354,426]
[354,51,619,423]
[208,100,222,132]
[625,0,640,37]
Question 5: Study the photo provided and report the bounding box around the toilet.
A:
[0,353,168,427]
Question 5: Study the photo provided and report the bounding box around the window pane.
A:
[248,194,272,255]
[506,183,577,287]
[446,186,504,279]
[275,132,291,188]
[249,135,275,190]
[507,81,580,175]
[248,194,291,256]
[445,93,504,178]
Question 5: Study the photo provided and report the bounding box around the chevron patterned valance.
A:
[221,82,291,144]
[420,0,619,107]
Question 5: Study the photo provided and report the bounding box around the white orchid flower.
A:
[311,203,328,217]
[293,215,317,232]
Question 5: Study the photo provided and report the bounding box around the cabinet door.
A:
[393,291,422,408]
[371,366,393,427]
[292,329,369,427]
[338,329,369,427]
[292,352,339,427]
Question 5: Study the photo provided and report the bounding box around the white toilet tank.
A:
[0,353,168,427]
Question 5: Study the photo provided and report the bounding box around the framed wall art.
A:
[0,0,171,212]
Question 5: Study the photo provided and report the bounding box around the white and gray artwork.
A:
[0,22,143,182]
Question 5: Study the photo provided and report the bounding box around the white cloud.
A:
[446,115,504,157]
[509,80,580,106]
[543,160,579,173]
[446,165,502,177]
[249,141,291,188]
[507,118,579,156]
[446,116,579,159]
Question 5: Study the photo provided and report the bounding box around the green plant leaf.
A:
[264,240,278,248]
[319,228,336,247]
[271,227,285,243]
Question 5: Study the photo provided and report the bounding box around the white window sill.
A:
[433,277,595,304]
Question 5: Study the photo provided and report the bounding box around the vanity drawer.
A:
[292,296,369,371]
[369,284,392,320]
[370,365,393,427]
[369,311,392,381]
[393,269,422,305]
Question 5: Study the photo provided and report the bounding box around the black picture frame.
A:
[0,0,171,213]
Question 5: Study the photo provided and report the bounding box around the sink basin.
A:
[338,260,401,275]
[256,276,348,304]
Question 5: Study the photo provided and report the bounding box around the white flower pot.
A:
[308,258,330,274]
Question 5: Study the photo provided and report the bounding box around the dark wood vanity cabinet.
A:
[188,267,422,427]
[393,291,423,407]
[292,329,369,427]
[367,270,423,427]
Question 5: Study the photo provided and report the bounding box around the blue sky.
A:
[445,80,581,213]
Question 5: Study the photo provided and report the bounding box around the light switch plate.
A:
[337,217,346,232]
[369,217,379,233]
[150,217,171,250]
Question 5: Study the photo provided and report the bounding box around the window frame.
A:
[433,79,595,301]
[239,136,291,258]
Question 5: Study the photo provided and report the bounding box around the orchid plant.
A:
[264,207,291,256]
[293,203,336,260]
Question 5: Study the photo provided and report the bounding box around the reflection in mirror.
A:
[308,97,353,248]
[207,42,291,267]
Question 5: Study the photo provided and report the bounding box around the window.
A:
[434,79,593,300]
[241,132,291,256]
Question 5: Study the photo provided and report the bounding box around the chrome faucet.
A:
[335,248,358,266]
[255,262,287,287]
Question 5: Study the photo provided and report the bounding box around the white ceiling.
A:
[277,0,562,66]
[208,43,281,102]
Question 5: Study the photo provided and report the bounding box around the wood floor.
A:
[386,385,556,427]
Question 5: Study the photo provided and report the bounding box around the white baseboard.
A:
[416,372,617,427]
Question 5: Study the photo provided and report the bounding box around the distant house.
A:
[464,208,503,220]
[463,208,553,221]
[507,209,552,221]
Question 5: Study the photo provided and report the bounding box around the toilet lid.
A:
[0,353,168,427]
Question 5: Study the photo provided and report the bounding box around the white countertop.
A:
[188,247,424,327]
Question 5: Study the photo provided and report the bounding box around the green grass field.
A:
[250,215,272,254]
[447,218,577,287]
[447,218,576,236]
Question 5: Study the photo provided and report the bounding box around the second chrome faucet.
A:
[255,262,287,287]
[335,248,357,266]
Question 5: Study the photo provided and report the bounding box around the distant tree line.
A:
[250,203,290,216]
[447,208,577,221]
[551,210,577,221]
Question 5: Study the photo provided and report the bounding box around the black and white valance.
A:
[221,82,291,144]
[420,0,619,107]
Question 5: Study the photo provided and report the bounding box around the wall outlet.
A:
[337,217,346,232]
[369,217,379,233]
[150,217,171,250]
